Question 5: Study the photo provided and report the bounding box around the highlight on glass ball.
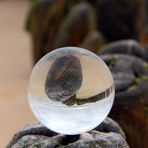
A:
[28,47,115,135]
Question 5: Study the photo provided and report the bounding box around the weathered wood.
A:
[26,0,145,63]
[80,31,106,53]
[53,1,96,49]
[95,0,144,42]
[30,0,65,63]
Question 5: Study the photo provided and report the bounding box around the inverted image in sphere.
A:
[28,47,115,135]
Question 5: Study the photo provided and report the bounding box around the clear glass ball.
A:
[28,47,115,135]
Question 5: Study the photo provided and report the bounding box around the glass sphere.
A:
[28,47,115,135]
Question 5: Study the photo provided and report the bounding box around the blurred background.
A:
[0,0,148,147]
[0,1,35,147]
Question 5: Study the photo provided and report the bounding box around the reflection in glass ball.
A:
[28,47,115,135]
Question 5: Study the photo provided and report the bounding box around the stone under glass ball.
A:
[28,47,115,135]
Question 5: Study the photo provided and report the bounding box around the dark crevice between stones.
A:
[58,135,80,146]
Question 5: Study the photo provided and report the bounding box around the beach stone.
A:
[99,40,148,61]
[100,48,148,148]
[7,117,129,148]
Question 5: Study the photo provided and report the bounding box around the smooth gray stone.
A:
[100,54,148,106]
[99,40,148,62]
